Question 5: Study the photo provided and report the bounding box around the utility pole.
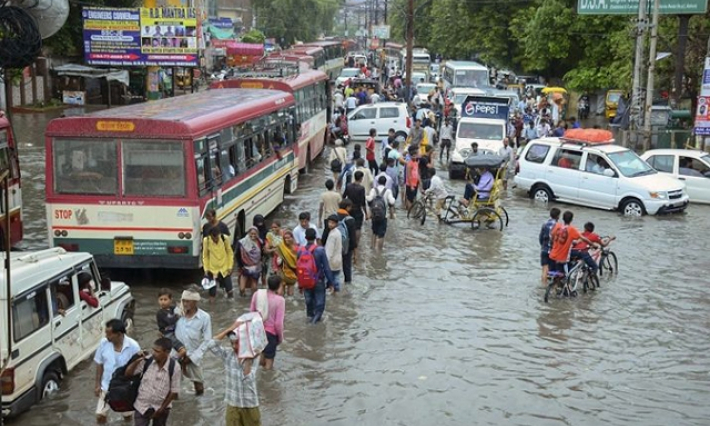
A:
[630,0,648,147]
[374,0,379,25]
[643,0,660,151]
[405,0,414,102]
[384,0,387,24]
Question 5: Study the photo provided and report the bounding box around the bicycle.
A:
[595,236,618,277]
[544,257,599,303]
[407,192,439,225]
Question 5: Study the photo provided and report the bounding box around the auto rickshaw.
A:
[421,154,510,230]
[605,90,623,120]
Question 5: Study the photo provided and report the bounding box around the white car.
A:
[336,68,361,87]
[447,87,486,116]
[641,149,710,204]
[416,83,437,98]
[449,118,505,179]
[515,138,689,216]
[1,248,135,418]
[347,102,411,141]
[410,72,428,84]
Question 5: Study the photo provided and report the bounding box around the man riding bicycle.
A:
[549,211,600,276]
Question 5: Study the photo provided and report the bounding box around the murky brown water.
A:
[7,110,710,425]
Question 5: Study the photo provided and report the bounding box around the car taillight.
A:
[406,117,412,128]
[58,243,79,252]
[167,246,188,254]
[1,367,14,394]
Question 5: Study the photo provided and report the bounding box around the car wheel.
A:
[395,131,408,141]
[41,371,61,400]
[621,198,645,217]
[121,309,134,334]
[532,185,552,202]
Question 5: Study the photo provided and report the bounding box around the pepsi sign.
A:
[461,95,510,120]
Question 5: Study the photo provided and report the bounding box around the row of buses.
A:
[45,60,333,268]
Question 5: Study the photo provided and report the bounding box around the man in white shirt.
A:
[334,90,344,110]
[424,168,448,218]
[293,211,320,245]
[345,95,358,114]
[370,92,380,104]
[366,176,396,249]
[94,319,140,423]
[439,118,454,163]
[353,158,374,193]
[536,119,551,138]
[324,214,343,291]
[424,121,437,147]
[498,137,516,190]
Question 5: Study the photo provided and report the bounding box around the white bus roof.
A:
[0,248,93,300]
[445,61,488,70]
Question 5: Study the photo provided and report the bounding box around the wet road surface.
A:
[7,110,710,425]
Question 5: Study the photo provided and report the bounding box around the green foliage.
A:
[44,0,139,57]
[253,0,342,46]
[241,29,266,44]
[389,0,710,94]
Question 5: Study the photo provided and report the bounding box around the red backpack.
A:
[296,245,318,290]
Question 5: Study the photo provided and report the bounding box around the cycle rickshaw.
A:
[441,154,510,230]
[407,154,510,229]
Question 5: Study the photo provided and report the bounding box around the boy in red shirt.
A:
[571,222,613,274]
[549,211,598,276]
[366,128,378,176]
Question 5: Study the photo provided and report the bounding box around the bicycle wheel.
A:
[471,207,503,231]
[600,251,618,276]
[544,282,555,303]
[499,206,510,227]
[407,200,425,223]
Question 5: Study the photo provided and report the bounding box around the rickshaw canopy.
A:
[464,154,507,169]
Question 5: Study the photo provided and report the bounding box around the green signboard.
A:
[577,0,708,15]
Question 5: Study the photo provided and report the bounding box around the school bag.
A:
[296,245,319,290]
[106,355,176,413]
[370,187,387,222]
[338,218,350,255]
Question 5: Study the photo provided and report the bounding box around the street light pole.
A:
[630,0,648,147]
[643,0,660,151]
[405,0,414,102]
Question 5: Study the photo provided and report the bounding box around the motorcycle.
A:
[578,95,590,120]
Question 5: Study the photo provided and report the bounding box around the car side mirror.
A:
[101,276,112,291]
[603,169,615,178]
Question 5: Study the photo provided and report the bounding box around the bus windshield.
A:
[455,70,488,88]
[53,138,186,197]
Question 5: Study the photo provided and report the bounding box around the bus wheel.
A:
[305,147,312,174]
[284,176,292,195]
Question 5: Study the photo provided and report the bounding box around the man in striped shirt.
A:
[204,324,261,426]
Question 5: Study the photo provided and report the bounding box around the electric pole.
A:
[630,0,648,146]
[643,0,660,150]
[384,0,388,24]
[375,0,379,25]
[405,0,414,102]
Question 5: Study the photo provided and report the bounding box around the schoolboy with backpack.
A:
[297,228,336,324]
[367,175,396,250]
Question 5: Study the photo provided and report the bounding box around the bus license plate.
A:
[114,239,134,255]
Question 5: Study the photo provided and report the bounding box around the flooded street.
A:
[8,110,710,425]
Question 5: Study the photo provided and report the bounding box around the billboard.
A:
[461,96,510,120]
[83,7,199,67]
[577,0,707,15]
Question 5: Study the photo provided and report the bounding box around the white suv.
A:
[515,138,689,216]
[347,102,411,141]
[1,248,134,418]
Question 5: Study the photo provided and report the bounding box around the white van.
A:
[640,149,710,204]
[1,248,134,418]
[449,96,508,179]
[515,138,689,216]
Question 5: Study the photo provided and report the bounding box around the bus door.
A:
[194,136,222,209]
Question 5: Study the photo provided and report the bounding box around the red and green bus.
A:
[211,69,329,172]
[0,111,22,247]
[45,89,298,268]
[298,41,345,80]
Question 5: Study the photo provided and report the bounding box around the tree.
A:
[241,29,266,44]
[253,0,342,46]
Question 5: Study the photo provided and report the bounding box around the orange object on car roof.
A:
[562,128,614,144]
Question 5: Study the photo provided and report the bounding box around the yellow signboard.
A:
[96,121,136,132]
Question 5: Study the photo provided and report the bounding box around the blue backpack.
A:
[338,218,350,255]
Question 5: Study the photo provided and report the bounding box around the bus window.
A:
[122,141,185,197]
[220,145,235,181]
[236,138,246,172]
[0,129,9,174]
[195,155,210,195]
[53,138,117,195]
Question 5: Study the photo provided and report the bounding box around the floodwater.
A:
[7,110,710,425]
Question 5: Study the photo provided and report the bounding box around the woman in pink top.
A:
[250,275,285,370]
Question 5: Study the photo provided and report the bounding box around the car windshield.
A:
[341,69,359,77]
[454,70,488,88]
[701,154,710,165]
[417,84,435,93]
[457,122,504,140]
[412,73,426,82]
[607,150,656,177]
[453,93,479,104]
[607,92,621,103]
